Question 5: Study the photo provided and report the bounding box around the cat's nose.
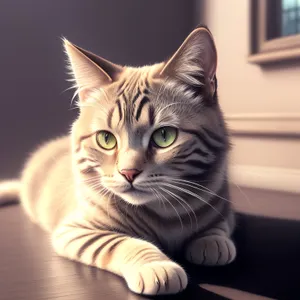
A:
[119,169,142,183]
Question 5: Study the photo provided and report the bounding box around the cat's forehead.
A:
[94,66,176,129]
[112,65,162,100]
[116,69,149,97]
[81,64,205,134]
[106,83,157,130]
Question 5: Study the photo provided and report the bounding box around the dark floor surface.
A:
[0,203,300,300]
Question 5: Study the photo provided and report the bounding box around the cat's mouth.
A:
[101,183,152,205]
[118,186,153,205]
[106,183,147,194]
[102,180,152,204]
[124,185,149,194]
[126,186,136,192]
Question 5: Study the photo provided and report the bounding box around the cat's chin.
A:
[118,190,154,206]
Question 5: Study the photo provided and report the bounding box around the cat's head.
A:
[64,26,229,206]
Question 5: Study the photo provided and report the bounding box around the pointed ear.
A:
[63,38,123,101]
[159,27,217,89]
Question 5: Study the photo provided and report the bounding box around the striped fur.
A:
[0,26,236,295]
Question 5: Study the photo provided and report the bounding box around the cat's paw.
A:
[123,261,188,295]
[185,235,236,266]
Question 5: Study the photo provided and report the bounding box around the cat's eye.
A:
[96,131,117,150]
[151,127,177,148]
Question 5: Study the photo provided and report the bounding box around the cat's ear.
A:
[159,26,217,94]
[63,38,123,101]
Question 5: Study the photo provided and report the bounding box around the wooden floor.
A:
[0,187,299,300]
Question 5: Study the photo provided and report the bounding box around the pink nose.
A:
[120,169,142,183]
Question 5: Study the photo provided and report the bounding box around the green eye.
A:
[96,131,117,150]
[152,127,177,148]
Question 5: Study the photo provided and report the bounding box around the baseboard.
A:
[225,113,300,136]
[229,165,300,194]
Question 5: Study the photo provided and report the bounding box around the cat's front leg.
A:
[184,221,236,266]
[52,221,187,295]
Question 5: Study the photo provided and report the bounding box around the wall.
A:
[203,0,300,194]
[0,0,197,179]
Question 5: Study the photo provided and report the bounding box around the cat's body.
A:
[21,135,233,255]
[0,26,236,295]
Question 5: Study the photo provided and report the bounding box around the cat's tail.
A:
[0,180,21,207]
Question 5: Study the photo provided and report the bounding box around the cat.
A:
[0,25,236,296]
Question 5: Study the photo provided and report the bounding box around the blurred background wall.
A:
[0,0,199,179]
[1,0,299,199]
[203,0,300,195]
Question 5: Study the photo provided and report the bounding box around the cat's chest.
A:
[140,204,199,253]
[148,220,198,255]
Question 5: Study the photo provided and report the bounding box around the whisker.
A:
[82,177,101,184]
[155,188,184,231]
[168,178,231,203]
[150,187,165,211]
[160,187,197,230]
[212,167,253,207]
[160,182,223,217]
[232,182,253,207]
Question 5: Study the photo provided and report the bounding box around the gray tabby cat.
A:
[0,26,236,295]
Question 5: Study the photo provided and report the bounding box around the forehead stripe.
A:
[117,79,126,96]
[116,99,123,124]
[107,107,114,128]
[132,88,141,104]
[121,92,128,104]
[148,105,155,126]
[135,96,150,121]
[144,78,150,89]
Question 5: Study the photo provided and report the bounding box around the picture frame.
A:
[249,0,300,64]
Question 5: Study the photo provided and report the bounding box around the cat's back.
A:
[21,136,76,232]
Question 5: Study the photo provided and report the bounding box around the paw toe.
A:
[186,235,236,266]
